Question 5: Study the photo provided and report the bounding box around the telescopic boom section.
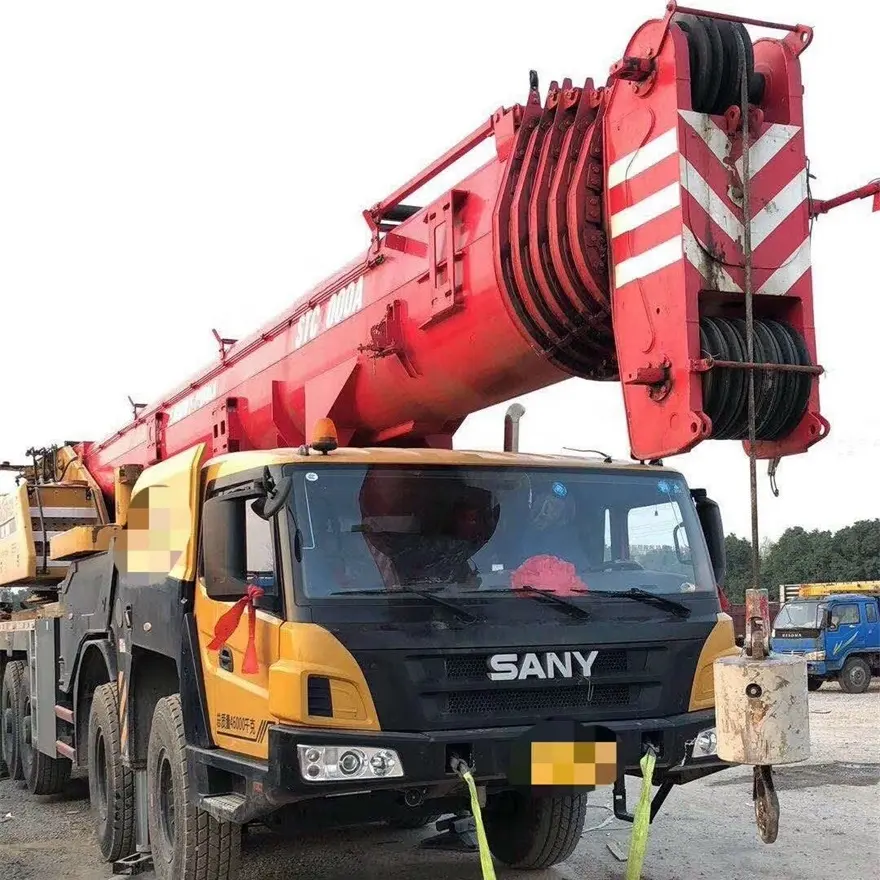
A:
[76,3,838,502]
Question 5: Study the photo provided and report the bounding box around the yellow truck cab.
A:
[1,431,738,879]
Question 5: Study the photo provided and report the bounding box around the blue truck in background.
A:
[770,583,880,693]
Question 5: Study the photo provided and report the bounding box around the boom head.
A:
[9,3,867,506]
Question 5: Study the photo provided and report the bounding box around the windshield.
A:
[773,601,824,630]
[286,464,715,600]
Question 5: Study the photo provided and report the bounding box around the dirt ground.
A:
[1,681,878,880]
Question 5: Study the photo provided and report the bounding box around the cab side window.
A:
[202,488,282,615]
[831,604,860,627]
[866,603,878,623]
[245,501,281,613]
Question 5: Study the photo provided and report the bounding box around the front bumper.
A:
[190,709,731,824]
[266,708,728,797]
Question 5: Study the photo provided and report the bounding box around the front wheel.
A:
[839,657,871,694]
[147,695,241,880]
[484,791,587,870]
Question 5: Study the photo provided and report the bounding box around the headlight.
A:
[297,744,404,782]
[804,651,825,661]
[692,727,717,758]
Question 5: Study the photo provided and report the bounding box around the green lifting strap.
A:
[626,747,658,880]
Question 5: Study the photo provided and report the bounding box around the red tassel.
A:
[208,585,264,675]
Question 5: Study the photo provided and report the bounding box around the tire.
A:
[807,676,824,692]
[839,657,871,694]
[485,791,587,870]
[147,694,241,880]
[88,683,135,862]
[2,660,26,781]
[18,670,72,795]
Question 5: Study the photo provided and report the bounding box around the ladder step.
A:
[200,792,249,823]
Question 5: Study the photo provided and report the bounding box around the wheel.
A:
[484,791,587,870]
[2,660,26,781]
[839,657,871,694]
[147,694,241,880]
[807,676,824,692]
[88,683,135,862]
[18,669,72,795]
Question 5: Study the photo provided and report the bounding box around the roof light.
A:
[311,418,339,454]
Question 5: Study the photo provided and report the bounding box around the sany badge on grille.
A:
[487,650,598,681]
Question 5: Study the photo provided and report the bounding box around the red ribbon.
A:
[208,585,264,675]
[511,555,588,596]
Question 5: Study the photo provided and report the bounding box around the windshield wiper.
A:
[475,587,591,620]
[337,587,478,622]
[599,587,691,619]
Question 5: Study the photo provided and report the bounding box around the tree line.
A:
[723,519,880,604]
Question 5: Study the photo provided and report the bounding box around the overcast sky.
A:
[1,1,877,543]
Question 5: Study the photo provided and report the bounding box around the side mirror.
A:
[202,495,248,600]
[673,522,692,564]
[691,488,726,586]
[252,476,292,521]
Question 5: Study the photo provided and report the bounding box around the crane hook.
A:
[768,457,780,497]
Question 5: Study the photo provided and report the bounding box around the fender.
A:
[72,637,117,702]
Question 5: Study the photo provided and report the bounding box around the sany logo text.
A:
[487,650,599,681]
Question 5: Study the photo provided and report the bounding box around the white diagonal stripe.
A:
[679,110,730,164]
[680,156,742,244]
[752,169,808,249]
[735,123,800,181]
[610,183,680,238]
[757,238,811,295]
[607,128,678,189]
[682,226,742,292]
[614,235,682,287]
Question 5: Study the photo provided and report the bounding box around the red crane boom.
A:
[74,4,862,503]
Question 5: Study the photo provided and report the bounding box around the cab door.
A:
[863,599,879,650]
[826,602,864,665]
[195,475,284,760]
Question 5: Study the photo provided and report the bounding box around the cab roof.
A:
[202,446,684,482]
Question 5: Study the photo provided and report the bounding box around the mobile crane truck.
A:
[1,4,876,878]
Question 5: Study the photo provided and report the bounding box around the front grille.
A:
[445,648,628,680]
[446,684,630,716]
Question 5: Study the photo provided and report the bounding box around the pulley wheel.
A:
[699,316,812,443]
[674,15,715,112]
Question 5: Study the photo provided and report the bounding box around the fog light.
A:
[692,727,717,758]
[297,744,404,782]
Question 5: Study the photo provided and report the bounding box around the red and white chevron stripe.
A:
[605,112,811,299]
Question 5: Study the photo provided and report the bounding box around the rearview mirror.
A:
[691,488,726,586]
[672,522,692,565]
[252,475,293,521]
[202,495,248,600]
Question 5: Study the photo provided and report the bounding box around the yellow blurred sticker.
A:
[510,720,620,793]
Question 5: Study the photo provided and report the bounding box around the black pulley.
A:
[699,317,813,442]
[674,15,757,114]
